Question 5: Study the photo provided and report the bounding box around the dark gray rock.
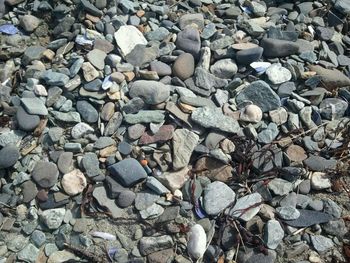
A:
[129,80,170,105]
[109,158,147,187]
[16,106,40,131]
[32,161,59,188]
[303,155,337,172]
[236,47,263,65]
[236,80,281,112]
[260,38,299,57]
[283,209,333,227]
[0,145,19,168]
[76,101,98,123]
[176,27,201,58]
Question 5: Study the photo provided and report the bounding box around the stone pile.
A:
[0,0,350,262]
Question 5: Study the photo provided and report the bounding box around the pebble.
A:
[114,25,148,57]
[210,59,237,79]
[40,208,66,229]
[76,100,98,123]
[187,224,206,259]
[61,169,87,196]
[31,161,59,188]
[172,53,195,80]
[172,129,199,170]
[276,206,300,220]
[311,235,334,253]
[20,15,40,32]
[203,181,235,216]
[0,144,19,168]
[266,64,292,84]
[311,172,332,190]
[109,158,147,187]
[236,81,281,112]
[263,219,284,249]
[16,106,40,131]
[230,193,262,221]
[129,80,170,105]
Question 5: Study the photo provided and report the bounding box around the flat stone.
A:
[191,107,240,133]
[40,208,65,229]
[108,158,147,187]
[16,106,40,131]
[263,219,284,249]
[261,38,299,57]
[139,125,175,145]
[236,80,281,112]
[125,45,158,68]
[284,209,333,227]
[21,97,48,115]
[32,161,59,188]
[268,178,293,196]
[303,155,336,172]
[31,230,46,247]
[322,219,347,238]
[17,243,39,262]
[22,181,38,203]
[139,236,174,256]
[0,144,19,168]
[81,62,99,82]
[41,70,69,86]
[19,15,40,32]
[47,251,78,263]
[57,152,73,174]
[129,80,170,105]
[93,186,125,218]
[156,167,189,192]
[82,152,101,178]
[51,111,81,123]
[204,181,236,216]
[61,169,87,196]
[311,235,334,253]
[140,203,164,219]
[87,49,106,70]
[124,110,165,124]
[308,65,350,91]
[323,198,342,218]
[114,25,148,57]
[172,129,199,170]
[195,68,228,90]
[285,145,307,162]
[146,177,170,195]
[76,100,98,123]
[230,193,262,221]
[236,47,263,65]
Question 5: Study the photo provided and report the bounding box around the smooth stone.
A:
[308,65,350,91]
[203,181,236,216]
[322,219,347,238]
[40,208,66,229]
[57,152,73,174]
[22,181,38,203]
[109,158,147,187]
[236,47,264,65]
[172,129,199,170]
[139,125,174,145]
[156,167,189,192]
[20,15,40,32]
[61,169,87,196]
[230,193,262,221]
[32,161,59,188]
[172,53,195,80]
[48,127,64,142]
[261,38,299,57]
[129,80,170,105]
[283,209,333,227]
[236,80,281,112]
[179,13,204,30]
[20,97,48,115]
[0,145,20,168]
[191,107,240,133]
[76,100,98,123]
[263,219,284,249]
[114,25,148,57]
[146,177,170,195]
[16,106,40,131]
[117,190,136,208]
[257,123,279,144]
[303,155,336,172]
[140,203,164,219]
[82,153,101,178]
[298,180,311,194]
[187,224,206,260]
[101,102,115,121]
[323,198,342,218]
[176,27,201,58]
[31,230,46,247]
[150,61,172,77]
[86,49,106,70]
[92,186,126,218]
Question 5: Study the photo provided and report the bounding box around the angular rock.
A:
[109,158,147,187]
[172,129,199,170]
[114,25,148,57]
[263,219,284,249]
[40,208,65,229]
[61,169,87,196]
[230,193,263,221]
